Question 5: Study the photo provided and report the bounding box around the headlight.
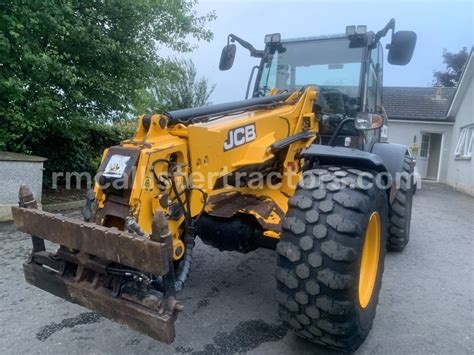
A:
[355,113,383,130]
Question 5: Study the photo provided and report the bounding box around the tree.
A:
[432,47,469,87]
[0,0,216,152]
[163,58,215,110]
[132,58,215,113]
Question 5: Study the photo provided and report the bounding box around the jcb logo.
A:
[223,124,256,151]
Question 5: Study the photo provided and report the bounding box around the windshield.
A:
[256,37,364,117]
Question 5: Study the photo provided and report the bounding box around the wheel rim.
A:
[358,212,381,308]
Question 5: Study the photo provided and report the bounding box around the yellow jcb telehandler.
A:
[12,19,416,351]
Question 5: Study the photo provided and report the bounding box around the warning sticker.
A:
[103,155,130,178]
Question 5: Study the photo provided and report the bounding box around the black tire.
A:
[275,166,388,352]
[387,156,414,252]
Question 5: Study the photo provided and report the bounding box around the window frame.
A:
[454,124,474,159]
[420,134,430,158]
[376,43,383,109]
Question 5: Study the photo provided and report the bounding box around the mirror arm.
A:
[374,18,395,44]
[228,34,264,58]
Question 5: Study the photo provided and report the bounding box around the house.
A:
[446,50,474,195]
[384,86,456,182]
[384,50,473,196]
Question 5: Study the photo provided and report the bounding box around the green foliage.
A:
[132,58,215,114]
[0,0,215,187]
[36,121,135,188]
[432,47,469,87]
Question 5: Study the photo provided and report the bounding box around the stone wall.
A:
[0,152,46,221]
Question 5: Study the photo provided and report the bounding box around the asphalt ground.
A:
[0,183,472,354]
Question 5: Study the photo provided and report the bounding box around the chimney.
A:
[435,86,443,100]
[433,85,445,101]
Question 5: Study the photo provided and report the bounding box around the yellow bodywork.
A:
[94,87,318,259]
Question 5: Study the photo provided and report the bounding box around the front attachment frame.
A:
[12,185,182,344]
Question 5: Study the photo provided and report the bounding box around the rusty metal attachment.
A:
[12,186,182,344]
[12,207,170,275]
[18,184,45,254]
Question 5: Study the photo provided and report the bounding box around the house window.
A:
[420,134,430,158]
[454,124,473,159]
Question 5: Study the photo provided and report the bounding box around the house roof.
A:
[447,48,473,117]
[384,86,456,122]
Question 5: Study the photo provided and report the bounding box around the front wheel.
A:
[276,166,388,352]
[387,155,414,251]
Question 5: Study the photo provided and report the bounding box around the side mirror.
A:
[219,44,236,71]
[388,31,417,65]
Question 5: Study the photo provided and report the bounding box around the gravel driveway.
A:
[0,183,472,354]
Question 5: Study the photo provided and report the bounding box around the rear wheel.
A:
[387,156,414,251]
[276,166,388,352]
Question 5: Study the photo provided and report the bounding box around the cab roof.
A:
[281,34,346,43]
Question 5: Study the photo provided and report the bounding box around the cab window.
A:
[363,44,383,150]
[366,43,383,113]
[367,63,377,112]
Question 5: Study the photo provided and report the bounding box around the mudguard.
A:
[371,142,409,180]
[303,142,410,186]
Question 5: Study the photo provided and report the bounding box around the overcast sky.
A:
[177,0,473,104]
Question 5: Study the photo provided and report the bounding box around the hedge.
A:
[31,121,136,189]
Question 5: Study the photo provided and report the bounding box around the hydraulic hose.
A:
[165,92,291,125]
[174,231,195,292]
[150,160,207,293]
